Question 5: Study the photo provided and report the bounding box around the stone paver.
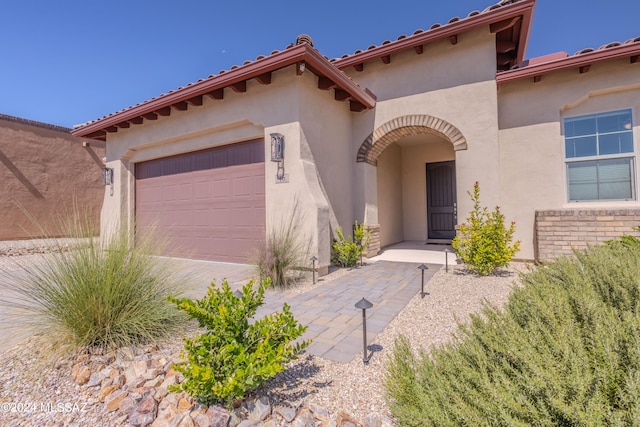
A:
[173,258,437,363]
[256,261,437,363]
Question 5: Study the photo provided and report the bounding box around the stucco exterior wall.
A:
[350,27,501,242]
[377,143,403,246]
[0,116,104,239]
[298,70,354,236]
[498,58,640,259]
[102,65,354,271]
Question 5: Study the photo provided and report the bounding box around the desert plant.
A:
[385,239,640,426]
[169,279,309,407]
[253,201,311,288]
[0,223,189,351]
[451,182,519,275]
[332,221,370,267]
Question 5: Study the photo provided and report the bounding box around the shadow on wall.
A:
[0,149,44,199]
[0,117,106,240]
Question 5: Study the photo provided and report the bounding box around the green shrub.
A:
[452,182,520,275]
[0,226,189,350]
[253,201,311,288]
[385,240,640,426]
[606,226,640,250]
[332,222,370,267]
[169,279,309,408]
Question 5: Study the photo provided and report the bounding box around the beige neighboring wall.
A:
[0,116,104,239]
[498,57,640,260]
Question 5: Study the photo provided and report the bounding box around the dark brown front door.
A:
[426,161,457,241]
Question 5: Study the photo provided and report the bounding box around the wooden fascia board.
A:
[333,0,536,70]
[72,44,375,138]
[497,44,640,84]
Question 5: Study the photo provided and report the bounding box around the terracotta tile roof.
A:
[332,0,535,72]
[497,35,640,83]
[73,0,538,140]
[72,42,376,140]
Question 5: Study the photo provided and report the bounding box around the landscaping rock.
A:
[104,389,128,412]
[130,394,158,427]
[206,405,232,427]
[247,397,270,421]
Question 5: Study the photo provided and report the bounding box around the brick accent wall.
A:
[365,224,380,257]
[535,208,640,261]
[356,115,467,165]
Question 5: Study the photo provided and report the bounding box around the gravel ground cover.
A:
[0,241,526,426]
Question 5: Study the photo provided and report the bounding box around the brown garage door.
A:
[135,139,265,263]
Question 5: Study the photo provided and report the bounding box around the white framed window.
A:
[564,109,635,202]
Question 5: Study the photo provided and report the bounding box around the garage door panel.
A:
[136,139,265,263]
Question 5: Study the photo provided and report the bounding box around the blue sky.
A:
[1,0,638,128]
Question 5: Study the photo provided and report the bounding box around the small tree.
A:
[452,182,519,275]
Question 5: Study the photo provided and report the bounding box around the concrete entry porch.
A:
[369,240,457,265]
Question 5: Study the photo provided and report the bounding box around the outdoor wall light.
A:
[101,167,113,186]
[270,133,286,182]
[311,255,318,284]
[102,167,114,196]
[418,264,429,298]
[355,297,373,364]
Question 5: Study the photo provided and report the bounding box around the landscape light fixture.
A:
[311,256,318,284]
[355,297,373,364]
[443,248,452,272]
[270,133,286,181]
[418,264,429,298]
[233,290,243,299]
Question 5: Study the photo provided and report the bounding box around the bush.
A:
[332,222,370,267]
[169,279,309,408]
[452,182,520,275]
[0,226,189,350]
[253,201,311,288]
[385,240,640,426]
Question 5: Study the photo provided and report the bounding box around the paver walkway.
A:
[257,261,437,363]
[171,257,438,363]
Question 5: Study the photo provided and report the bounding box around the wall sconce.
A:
[102,167,113,186]
[102,167,114,196]
[270,133,287,182]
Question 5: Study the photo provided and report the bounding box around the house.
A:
[71,0,640,271]
[0,114,105,240]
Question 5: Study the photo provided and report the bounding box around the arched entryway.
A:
[357,115,467,253]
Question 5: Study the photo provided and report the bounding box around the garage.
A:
[135,139,265,263]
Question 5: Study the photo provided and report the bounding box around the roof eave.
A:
[496,43,640,84]
[333,0,536,70]
[72,44,375,139]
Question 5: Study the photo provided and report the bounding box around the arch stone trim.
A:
[356,115,467,165]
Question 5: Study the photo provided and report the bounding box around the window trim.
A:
[563,108,636,203]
